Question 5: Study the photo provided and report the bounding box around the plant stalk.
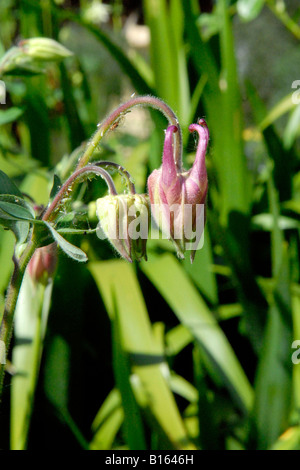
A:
[266,0,300,40]
[0,240,36,397]
[42,165,117,222]
[76,95,183,171]
[93,161,136,194]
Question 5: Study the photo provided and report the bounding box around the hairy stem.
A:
[42,165,117,222]
[93,161,136,194]
[76,95,183,171]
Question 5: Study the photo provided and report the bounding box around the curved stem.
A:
[0,240,36,397]
[76,95,183,171]
[42,165,117,223]
[93,161,136,194]
[266,0,300,40]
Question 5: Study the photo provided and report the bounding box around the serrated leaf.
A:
[43,220,88,262]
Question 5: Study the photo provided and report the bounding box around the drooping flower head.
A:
[96,193,150,262]
[148,119,209,262]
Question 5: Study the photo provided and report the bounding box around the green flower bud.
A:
[96,194,150,262]
[19,38,73,62]
[0,38,73,76]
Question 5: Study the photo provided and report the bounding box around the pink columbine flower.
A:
[147,119,209,262]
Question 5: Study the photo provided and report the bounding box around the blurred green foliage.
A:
[1,0,300,450]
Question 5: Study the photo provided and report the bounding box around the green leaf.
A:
[260,92,296,130]
[43,221,88,262]
[0,195,35,245]
[253,300,293,449]
[29,2,154,95]
[49,174,62,200]
[89,260,196,449]
[183,0,251,221]
[169,373,198,404]
[0,195,35,221]
[0,170,24,198]
[271,427,300,450]
[112,305,147,450]
[143,0,190,124]
[283,104,300,150]
[247,81,294,201]
[237,0,265,22]
[0,107,24,126]
[292,294,300,412]
[183,230,218,305]
[10,277,53,449]
[23,82,51,166]
[0,230,14,295]
[252,213,299,231]
[91,388,122,433]
[90,406,124,450]
[59,62,86,150]
[141,254,253,413]
[165,324,193,357]
[218,0,251,219]
[253,178,293,449]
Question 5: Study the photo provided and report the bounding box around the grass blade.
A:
[141,254,253,413]
[10,274,53,449]
[89,260,196,449]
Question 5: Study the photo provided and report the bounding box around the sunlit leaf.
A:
[141,254,253,413]
[89,260,196,449]
[43,221,88,262]
[0,107,24,126]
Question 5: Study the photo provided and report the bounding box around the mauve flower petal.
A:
[188,121,209,185]
[161,125,178,187]
[147,118,209,262]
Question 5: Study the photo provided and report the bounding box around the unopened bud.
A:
[27,242,57,285]
[19,38,73,62]
[148,122,208,262]
[96,194,150,262]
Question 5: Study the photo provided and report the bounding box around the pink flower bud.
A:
[147,120,208,262]
[27,242,57,284]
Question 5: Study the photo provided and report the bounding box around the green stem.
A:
[0,239,36,397]
[76,95,183,171]
[266,0,300,40]
[93,161,136,194]
[42,165,117,223]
